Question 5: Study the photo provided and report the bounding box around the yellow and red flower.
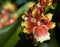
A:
[21,0,56,43]
[0,2,18,29]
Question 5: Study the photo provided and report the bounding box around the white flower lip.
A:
[33,25,50,43]
[34,33,50,43]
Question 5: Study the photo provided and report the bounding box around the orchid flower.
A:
[21,0,56,43]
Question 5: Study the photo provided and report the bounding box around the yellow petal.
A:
[41,13,45,19]
[23,28,29,34]
[44,0,46,2]
[50,5,54,9]
[21,21,28,27]
[28,3,35,8]
[32,9,37,17]
[45,13,53,22]
[23,28,27,33]
[50,22,56,29]
[22,15,25,19]
[48,0,52,6]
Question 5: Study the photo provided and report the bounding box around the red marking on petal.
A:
[27,28,33,33]
[46,22,54,29]
[40,21,45,25]
[27,20,37,28]
[43,18,49,23]
[25,13,32,20]
[40,8,45,13]
[33,25,48,37]
[39,0,49,7]
[34,14,40,21]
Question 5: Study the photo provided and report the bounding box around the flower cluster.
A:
[21,0,56,43]
[0,2,18,29]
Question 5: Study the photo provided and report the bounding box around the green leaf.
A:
[45,6,51,13]
[0,19,21,47]
[3,29,20,47]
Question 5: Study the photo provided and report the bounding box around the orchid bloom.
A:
[0,2,18,29]
[21,0,56,43]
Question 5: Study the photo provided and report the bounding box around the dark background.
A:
[53,0,60,46]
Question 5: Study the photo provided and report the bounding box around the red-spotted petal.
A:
[46,22,56,29]
[33,25,48,37]
[26,20,37,28]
